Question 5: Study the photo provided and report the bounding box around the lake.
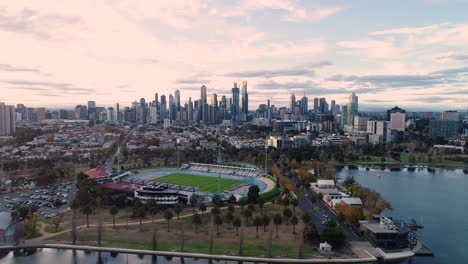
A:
[337,166,468,264]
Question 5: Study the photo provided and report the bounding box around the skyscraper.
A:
[210,93,218,108]
[160,95,167,121]
[200,85,207,104]
[114,103,120,122]
[231,82,240,120]
[139,98,147,124]
[290,92,296,113]
[313,98,319,112]
[188,97,193,121]
[331,100,336,114]
[36,107,46,122]
[175,90,181,111]
[344,92,358,127]
[0,102,15,136]
[241,81,248,115]
[300,96,308,115]
[87,101,96,120]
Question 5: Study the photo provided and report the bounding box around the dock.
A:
[412,242,434,256]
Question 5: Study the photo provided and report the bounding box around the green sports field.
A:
[151,173,244,193]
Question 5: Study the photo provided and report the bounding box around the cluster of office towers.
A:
[73,81,249,126]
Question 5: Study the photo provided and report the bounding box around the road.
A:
[296,185,363,242]
[105,126,136,166]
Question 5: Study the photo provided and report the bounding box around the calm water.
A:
[337,167,468,264]
[0,248,256,264]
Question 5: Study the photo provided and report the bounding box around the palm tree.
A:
[211,206,220,216]
[273,213,283,238]
[136,206,146,232]
[301,212,311,225]
[227,204,235,214]
[175,203,183,219]
[247,204,255,213]
[283,208,292,225]
[51,213,65,232]
[189,195,198,212]
[213,215,223,233]
[110,207,118,229]
[253,216,262,238]
[82,205,92,228]
[70,199,79,219]
[199,203,207,215]
[291,198,298,215]
[149,206,159,225]
[192,213,202,233]
[262,214,271,232]
[233,218,241,235]
[257,197,265,213]
[291,215,298,234]
[239,199,246,211]
[242,208,252,226]
[164,210,173,232]
[225,211,234,224]
[282,197,290,208]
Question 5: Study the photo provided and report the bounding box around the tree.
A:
[283,208,292,225]
[97,220,103,247]
[135,206,146,232]
[291,198,298,215]
[239,199,246,210]
[233,218,241,235]
[253,216,262,238]
[225,211,234,224]
[247,185,260,204]
[282,197,290,208]
[174,203,183,219]
[82,205,92,228]
[189,195,198,211]
[51,213,65,232]
[214,215,223,233]
[242,208,252,226]
[212,194,222,207]
[301,213,311,225]
[228,194,237,204]
[110,207,118,229]
[321,219,347,249]
[257,197,265,213]
[262,214,271,232]
[227,204,235,214]
[336,211,346,225]
[211,206,220,216]
[192,213,202,233]
[199,203,207,215]
[53,198,62,209]
[71,218,77,245]
[149,205,159,225]
[273,213,283,238]
[164,210,173,232]
[70,199,80,218]
[291,215,298,234]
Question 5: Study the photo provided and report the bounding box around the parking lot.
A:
[0,181,77,219]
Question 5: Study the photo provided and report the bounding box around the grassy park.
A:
[151,173,243,193]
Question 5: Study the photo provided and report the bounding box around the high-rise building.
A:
[353,116,369,131]
[160,95,167,121]
[106,107,114,121]
[175,90,181,111]
[290,92,296,113]
[386,106,406,121]
[210,93,218,108]
[139,98,147,124]
[114,103,120,122]
[367,121,391,144]
[300,96,308,115]
[188,97,193,121]
[429,120,459,140]
[343,92,358,127]
[36,107,46,122]
[87,101,96,120]
[319,98,328,113]
[0,102,15,136]
[331,100,336,113]
[231,82,240,120]
[241,81,248,115]
[313,98,319,112]
[441,111,459,121]
[390,112,406,132]
[200,85,207,104]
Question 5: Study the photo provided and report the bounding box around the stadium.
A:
[88,163,278,206]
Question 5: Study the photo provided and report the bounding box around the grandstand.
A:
[184,163,263,177]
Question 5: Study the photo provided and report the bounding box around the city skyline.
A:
[0,0,468,110]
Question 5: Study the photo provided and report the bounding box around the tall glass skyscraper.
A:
[231,82,240,120]
[200,85,207,104]
[241,81,248,114]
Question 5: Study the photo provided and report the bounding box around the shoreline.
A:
[0,243,380,263]
[332,163,468,170]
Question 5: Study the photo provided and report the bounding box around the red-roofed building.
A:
[85,166,108,180]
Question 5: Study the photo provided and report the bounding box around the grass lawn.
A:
[152,173,243,193]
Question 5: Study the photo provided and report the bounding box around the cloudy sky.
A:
[1,0,467,111]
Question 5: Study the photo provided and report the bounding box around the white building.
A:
[319,242,333,252]
[390,112,406,132]
[317,180,335,189]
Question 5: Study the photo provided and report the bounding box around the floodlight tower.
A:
[176,138,180,170]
